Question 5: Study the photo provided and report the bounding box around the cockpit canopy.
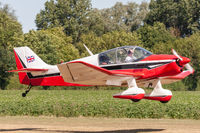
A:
[99,46,152,65]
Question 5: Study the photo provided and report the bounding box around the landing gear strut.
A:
[22,85,32,97]
[144,80,172,103]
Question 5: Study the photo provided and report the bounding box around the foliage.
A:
[85,9,106,36]
[35,1,149,40]
[15,27,79,64]
[101,31,143,50]
[0,4,23,89]
[0,90,200,119]
[137,22,176,49]
[35,0,91,42]
[0,47,14,89]
[98,2,149,33]
[145,0,200,37]
[76,31,143,57]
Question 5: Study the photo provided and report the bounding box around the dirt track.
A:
[0,116,199,133]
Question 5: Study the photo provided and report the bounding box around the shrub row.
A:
[0,90,199,119]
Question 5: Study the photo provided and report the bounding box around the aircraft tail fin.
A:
[11,46,49,85]
[13,46,48,69]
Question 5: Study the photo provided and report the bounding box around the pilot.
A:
[125,49,136,63]
[100,54,109,65]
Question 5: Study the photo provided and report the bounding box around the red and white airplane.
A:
[9,45,194,103]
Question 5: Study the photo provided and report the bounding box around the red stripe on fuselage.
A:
[141,54,177,61]
[110,61,181,80]
[28,75,87,86]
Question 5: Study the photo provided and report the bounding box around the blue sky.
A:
[1,0,148,33]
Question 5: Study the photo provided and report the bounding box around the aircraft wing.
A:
[57,61,144,86]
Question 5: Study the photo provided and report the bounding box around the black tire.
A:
[22,93,26,97]
[160,101,169,103]
[131,99,141,102]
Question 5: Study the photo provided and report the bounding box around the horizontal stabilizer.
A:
[7,68,48,73]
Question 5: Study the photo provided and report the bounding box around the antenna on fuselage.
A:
[83,44,94,56]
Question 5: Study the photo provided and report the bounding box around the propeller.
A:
[172,49,194,73]
[172,49,182,61]
[185,63,194,73]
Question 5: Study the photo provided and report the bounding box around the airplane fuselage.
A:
[16,53,189,87]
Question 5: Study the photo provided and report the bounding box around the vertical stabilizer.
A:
[13,46,49,85]
[14,46,48,69]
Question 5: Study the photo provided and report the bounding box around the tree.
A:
[137,22,175,49]
[85,9,106,36]
[145,0,200,37]
[98,2,149,32]
[101,31,143,50]
[76,32,103,57]
[76,31,143,57]
[35,0,91,42]
[0,3,23,89]
[0,46,15,89]
[16,27,79,64]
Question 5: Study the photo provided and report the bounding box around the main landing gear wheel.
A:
[22,93,26,97]
[160,101,169,103]
[131,99,141,102]
[22,85,32,97]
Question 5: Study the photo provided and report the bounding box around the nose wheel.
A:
[22,85,32,97]
[131,99,141,102]
[160,101,169,103]
[144,80,172,103]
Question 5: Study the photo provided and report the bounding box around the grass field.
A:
[0,90,200,119]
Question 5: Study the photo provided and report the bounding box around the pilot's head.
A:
[128,49,133,55]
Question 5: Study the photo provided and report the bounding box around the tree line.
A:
[0,0,200,90]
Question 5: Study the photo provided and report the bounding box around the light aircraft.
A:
[9,45,194,103]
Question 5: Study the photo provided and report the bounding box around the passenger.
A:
[125,49,136,63]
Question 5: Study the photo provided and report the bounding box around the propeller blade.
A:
[185,63,194,73]
[172,49,183,61]
[172,49,194,73]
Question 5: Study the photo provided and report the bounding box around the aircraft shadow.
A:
[0,128,165,133]
[0,128,41,132]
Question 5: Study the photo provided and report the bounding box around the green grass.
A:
[0,90,200,119]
